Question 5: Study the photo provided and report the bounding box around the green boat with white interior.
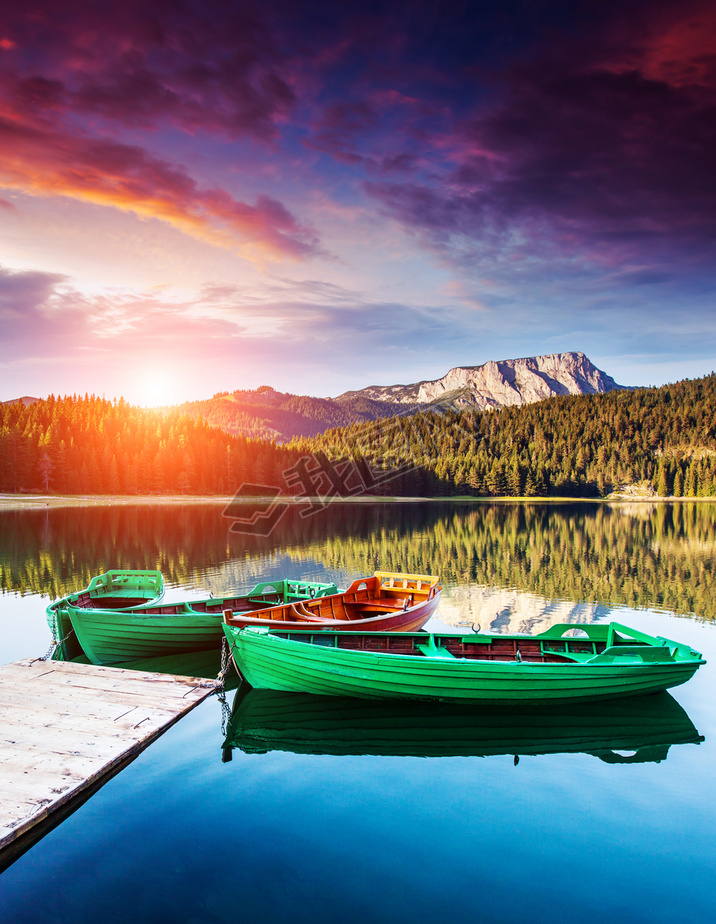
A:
[223,621,705,704]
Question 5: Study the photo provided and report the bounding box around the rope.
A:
[188,636,235,692]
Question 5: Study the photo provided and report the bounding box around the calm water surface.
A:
[1,501,715,923]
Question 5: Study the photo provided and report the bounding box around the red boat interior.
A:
[291,633,611,663]
[69,591,286,614]
[224,574,440,626]
[70,591,159,610]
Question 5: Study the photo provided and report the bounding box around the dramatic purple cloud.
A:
[0,108,321,260]
[0,1,321,260]
[0,0,714,399]
[1,0,295,139]
[360,2,716,276]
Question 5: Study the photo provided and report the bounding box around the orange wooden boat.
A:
[223,572,441,633]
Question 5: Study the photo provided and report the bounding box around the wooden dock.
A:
[0,657,215,871]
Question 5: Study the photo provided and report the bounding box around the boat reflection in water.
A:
[222,683,703,765]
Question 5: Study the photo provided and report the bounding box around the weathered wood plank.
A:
[0,660,212,698]
[0,658,215,870]
[0,720,168,755]
[0,692,202,719]
[0,712,147,735]
[0,701,148,727]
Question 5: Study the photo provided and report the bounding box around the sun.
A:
[135,370,180,408]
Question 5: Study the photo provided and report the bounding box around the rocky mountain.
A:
[172,352,622,441]
[336,352,622,411]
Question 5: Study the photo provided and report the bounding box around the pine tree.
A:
[38,452,53,492]
[655,460,669,497]
[108,455,120,493]
[685,462,698,498]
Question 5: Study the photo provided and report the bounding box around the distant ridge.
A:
[336,352,622,411]
[173,386,408,442]
[167,352,623,441]
[1,396,39,407]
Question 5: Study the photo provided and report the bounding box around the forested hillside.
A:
[292,374,716,498]
[1,376,716,497]
[0,395,296,495]
[173,386,411,440]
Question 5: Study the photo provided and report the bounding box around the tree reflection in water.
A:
[2,501,715,620]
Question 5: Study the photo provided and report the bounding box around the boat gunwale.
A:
[231,622,704,668]
[233,629,706,671]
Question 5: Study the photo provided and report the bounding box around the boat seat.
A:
[416,642,456,659]
[287,603,327,623]
[542,646,595,663]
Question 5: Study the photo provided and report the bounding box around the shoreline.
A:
[1,492,712,511]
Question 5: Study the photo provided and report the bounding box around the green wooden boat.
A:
[50,575,339,665]
[222,684,703,762]
[46,570,165,660]
[223,622,705,703]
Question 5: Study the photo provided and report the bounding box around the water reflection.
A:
[222,683,704,764]
[3,501,716,619]
[1,502,714,924]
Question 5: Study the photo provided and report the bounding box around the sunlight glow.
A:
[133,370,182,408]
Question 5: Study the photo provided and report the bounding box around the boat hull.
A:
[224,625,705,704]
[45,569,166,659]
[68,610,224,664]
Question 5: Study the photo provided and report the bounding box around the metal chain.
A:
[40,624,74,661]
[40,606,74,661]
[39,639,59,662]
[213,635,233,691]
[189,636,234,691]
[218,689,232,737]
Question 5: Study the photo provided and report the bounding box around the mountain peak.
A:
[335,352,622,410]
[174,351,623,442]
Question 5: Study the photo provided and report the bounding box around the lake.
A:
[1,500,715,923]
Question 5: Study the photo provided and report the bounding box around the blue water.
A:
[1,502,715,923]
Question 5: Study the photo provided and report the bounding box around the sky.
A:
[1,0,715,405]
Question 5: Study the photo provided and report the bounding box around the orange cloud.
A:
[0,109,320,263]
